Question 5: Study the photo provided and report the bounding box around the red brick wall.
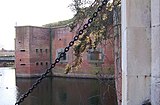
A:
[15,25,114,76]
[15,26,51,75]
[52,26,114,74]
[29,26,50,74]
[52,27,74,62]
[15,26,31,74]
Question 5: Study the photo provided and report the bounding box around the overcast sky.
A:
[0,0,74,50]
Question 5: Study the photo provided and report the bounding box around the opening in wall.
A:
[46,62,48,65]
[36,49,38,53]
[45,49,48,53]
[40,49,42,53]
[20,64,26,66]
[20,49,25,52]
[56,48,68,63]
[87,48,104,63]
[36,62,39,66]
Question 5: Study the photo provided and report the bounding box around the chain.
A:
[15,0,109,104]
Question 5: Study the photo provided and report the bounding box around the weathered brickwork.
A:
[15,26,51,76]
[15,25,114,76]
[52,26,75,69]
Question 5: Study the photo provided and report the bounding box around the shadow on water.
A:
[16,77,117,105]
[0,68,117,105]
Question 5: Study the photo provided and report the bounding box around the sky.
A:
[0,0,74,50]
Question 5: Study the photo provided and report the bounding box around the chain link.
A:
[15,0,109,104]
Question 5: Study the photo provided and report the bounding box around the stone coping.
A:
[16,73,114,80]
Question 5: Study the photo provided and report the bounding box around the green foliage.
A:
[43,18,74,27]
[65,0,121,74]
[44,0,121,74]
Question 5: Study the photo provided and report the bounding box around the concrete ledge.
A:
[16,73,114,80]
[16,74,42,78]
[53,73,114,80]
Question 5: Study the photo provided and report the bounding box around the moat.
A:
[0,67,117,105]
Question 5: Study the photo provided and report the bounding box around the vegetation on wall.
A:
[43,18,74,27]
[44,0,121,74]
[65,0,121,74]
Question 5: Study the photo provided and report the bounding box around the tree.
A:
[43,0,121,74]
[65,0,121,73]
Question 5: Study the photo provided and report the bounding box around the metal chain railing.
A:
[15,0,109,104]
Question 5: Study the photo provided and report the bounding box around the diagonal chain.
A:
[15,0,109,104]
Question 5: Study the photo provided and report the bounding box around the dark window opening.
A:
[45,49,48,53]
[40,62,43,65]
[40,49,42,53]
[36,49,38,53]
[20,64,26,66]
[20,49,25,52]
[46,62,48,65]
[88,49,103,62]
[56,48,68,62]
[58,52,66,60]
[36,62,39,66]
[90,51,100,60]
[20,59,21,61]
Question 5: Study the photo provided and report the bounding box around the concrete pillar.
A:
[151,0,160,104]
[121,0,151,105]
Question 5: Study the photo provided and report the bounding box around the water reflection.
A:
[0,68,117,105]
[0,68,17,105]
[17,77,117,105]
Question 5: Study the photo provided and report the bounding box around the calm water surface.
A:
[0,67,117,105]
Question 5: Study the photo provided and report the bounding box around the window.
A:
[36,49,38,53]
[56,48,68,62]
[20,49,25,52]
[36,62,39,66]
[58,52,66,60]
[46,62,48,65]
[40,49,42,53]
[87,48,104,62]
[45,49,48,53]
[20,64,26,66]
[40,62,43,66]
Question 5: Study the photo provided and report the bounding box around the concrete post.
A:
[151,0,160,104]
[122,0,151,104]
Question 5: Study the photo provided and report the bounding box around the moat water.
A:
[0,67,117,105]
